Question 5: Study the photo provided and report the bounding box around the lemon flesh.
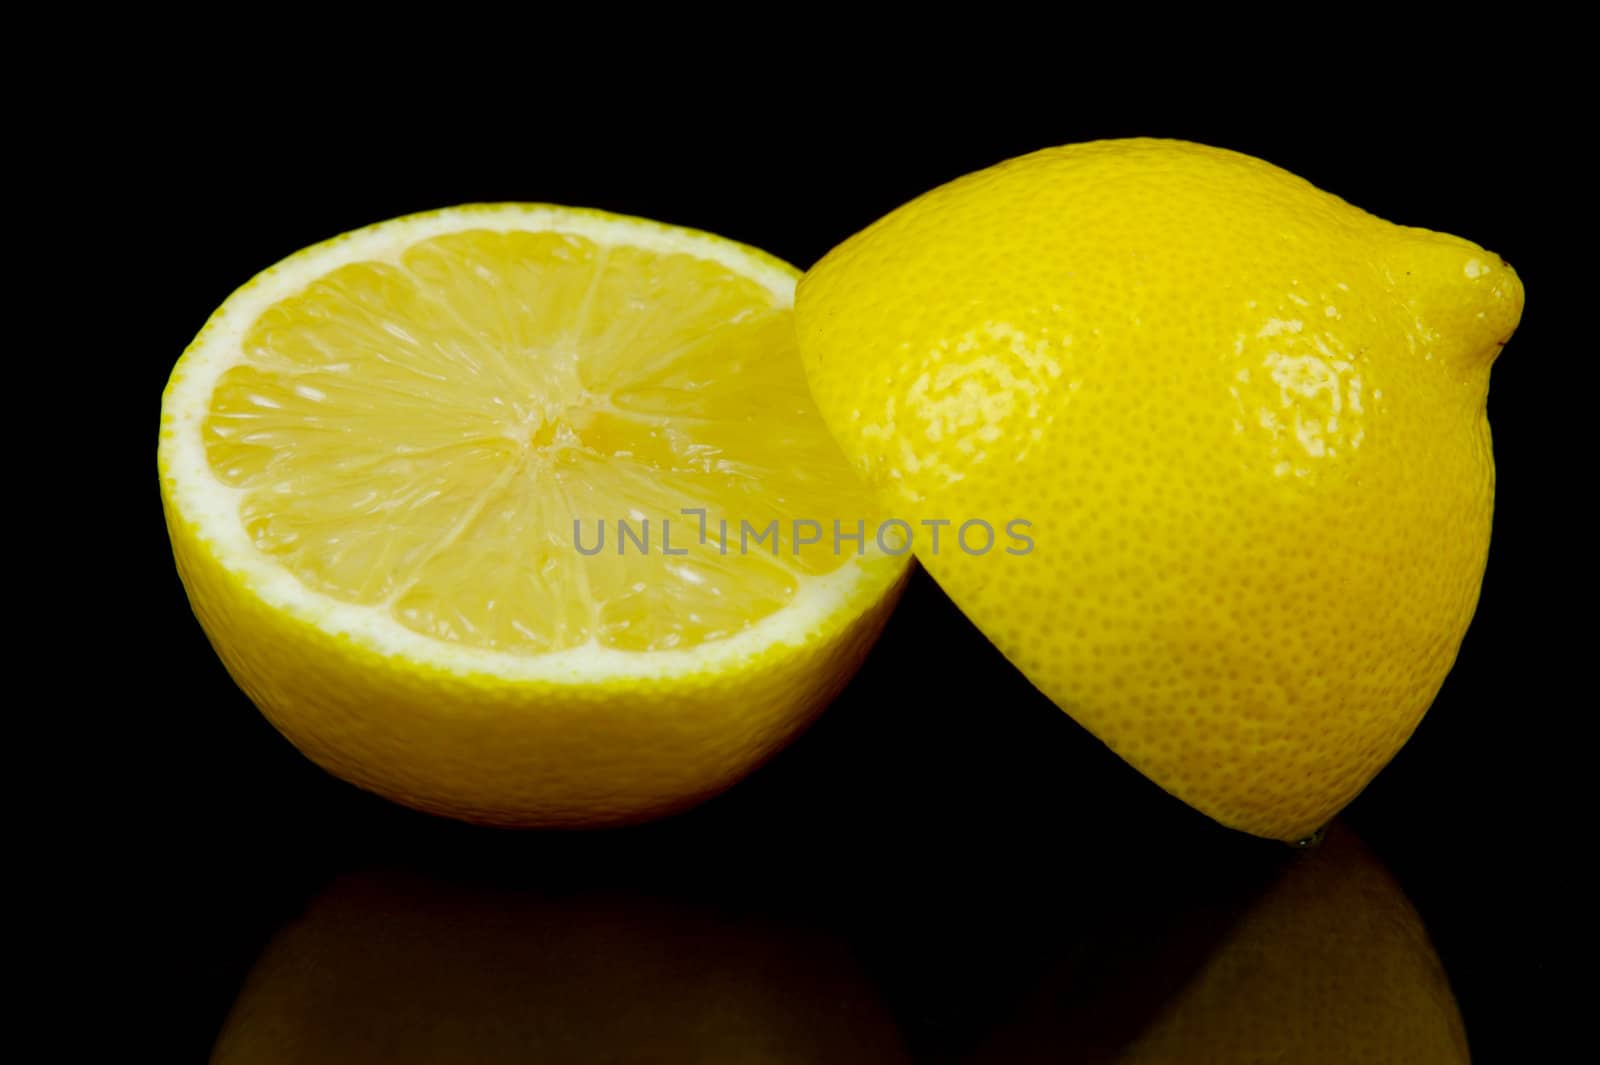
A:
[796,139,1523,841]
[161,206,907,826]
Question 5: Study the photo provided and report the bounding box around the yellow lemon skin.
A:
[164,502,903,827]
[796,139,1523,841]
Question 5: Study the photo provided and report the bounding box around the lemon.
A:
[210,870,912,1063]
[795,139,1523,841]
[969,824,1469,1063]
[159,205,908,827]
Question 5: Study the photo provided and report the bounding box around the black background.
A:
[110,87,1574,1060]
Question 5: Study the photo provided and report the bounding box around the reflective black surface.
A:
[122,96,1570,1060]
[206,815,1463,1064]
[146,562,1565,1061]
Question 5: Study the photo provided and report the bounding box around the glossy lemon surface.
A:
[797,139,1522,840]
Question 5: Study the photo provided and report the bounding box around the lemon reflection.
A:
[969,823,1469,1063]
[210,869,910,1064]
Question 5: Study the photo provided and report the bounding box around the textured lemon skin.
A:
[796,139,1523,841]
[159,205,909,828]
[164,500,904,826]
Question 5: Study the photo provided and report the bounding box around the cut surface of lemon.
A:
[159,205,907,826]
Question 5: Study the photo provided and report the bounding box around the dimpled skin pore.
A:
[795,139,1524,841]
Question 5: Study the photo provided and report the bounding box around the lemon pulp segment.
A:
[201,229,879,655]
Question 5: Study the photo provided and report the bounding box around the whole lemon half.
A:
[159,205,908,827]
[795,138,1523,841]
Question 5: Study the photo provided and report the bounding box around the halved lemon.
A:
[159,205,908,826]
